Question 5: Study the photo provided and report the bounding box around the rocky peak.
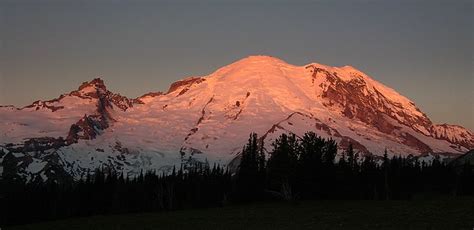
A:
[70,78,109,101]
[71,78,137,111]
[78,78,107,91]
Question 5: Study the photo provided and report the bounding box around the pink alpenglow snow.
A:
[0,55,472,181]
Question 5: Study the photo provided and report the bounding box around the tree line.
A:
[236,132,473,202]
[1,132,473,226]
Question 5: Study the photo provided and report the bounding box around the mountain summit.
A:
[1,55,472,181]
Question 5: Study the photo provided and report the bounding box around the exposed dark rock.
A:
[309,65,433,136]
[66,114,108,144]
[400,133,433,154]
[135,92,163,104]
[78,78,106,91]
[304,65,449,152]
[430,124,474,149]
[167,77,205,95]
[338,136,370,154]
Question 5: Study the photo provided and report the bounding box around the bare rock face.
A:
[136,92,163,100]
[430,124,474,150]
[66,114,108,144]
[106,93,135,111]
[78,78,107,91]
[400,133,433,154]
[23,101,65,112]
[71,78,136,111]
[304,65,471,151]
[167,77,206,95]
[312,66,430,135]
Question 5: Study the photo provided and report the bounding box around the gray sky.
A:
[1,0,473,130]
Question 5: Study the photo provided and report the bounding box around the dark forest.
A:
[2,132,473,227]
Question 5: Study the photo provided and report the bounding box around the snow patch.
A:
[12,152,24,158]
[27,159,47,174]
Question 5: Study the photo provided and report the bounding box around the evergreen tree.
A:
[297,132,325,198]
[236,133,264,201]
[267,133,298,200]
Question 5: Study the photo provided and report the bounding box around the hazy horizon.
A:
[1,0,473,130]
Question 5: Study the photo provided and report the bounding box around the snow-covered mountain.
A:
[1,55,472,182]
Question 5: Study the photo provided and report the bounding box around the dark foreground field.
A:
[8,198,474,230]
